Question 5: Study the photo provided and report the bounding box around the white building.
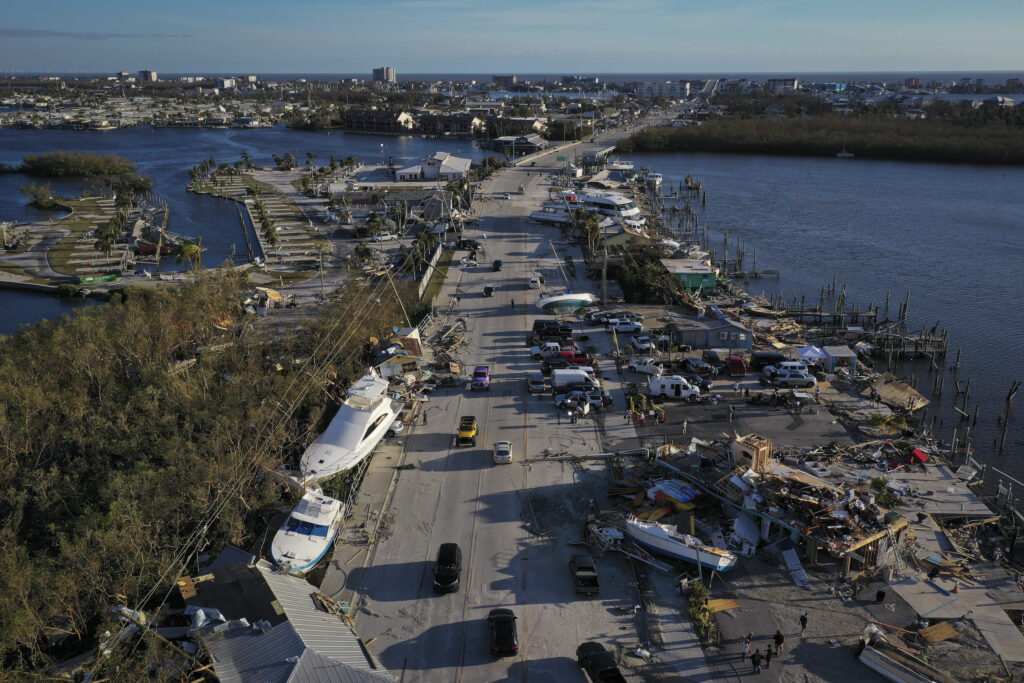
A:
[395,152,472,182]
[636,81,690,99]
[765,78,799,94]
[138,70,158,82]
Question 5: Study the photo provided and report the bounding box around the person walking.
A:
[422,412,428,426]
[744,386,750,399]
[764,647,773,669]
[750,649,763,674]
[733,381,740,395]
[814,386,821,401]
[682,419,687,433]
[800,613,808,635]
[727,405,735,422]
[773,629,786,653]
[741,637,751,660]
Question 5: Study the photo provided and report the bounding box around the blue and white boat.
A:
[625,515,737,571]
[271,488,345,574]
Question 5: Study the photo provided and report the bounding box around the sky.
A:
[1,0,1021,75]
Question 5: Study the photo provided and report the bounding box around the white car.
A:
[386,419,404,438]
[372,232,397,242]
[772,370,817,389]
[528,277,541,289]
[630,335,653,352]
[503,192,512,200]
[610,320,642,334]
[628,357,665,376]
[493,440,513,465]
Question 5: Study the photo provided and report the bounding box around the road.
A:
[345,136,656,681]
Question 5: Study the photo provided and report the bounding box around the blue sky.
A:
[1,0,1020,75]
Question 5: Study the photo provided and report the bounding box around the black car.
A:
[541,359,572,375]
[457,238,482,250]
[701,349,726,372]
[433,543,462,593]
[682,358,717,378]
[577,642,626,683]
[581,310,607,324]
[488,608,519,657]
[678,372,713,393]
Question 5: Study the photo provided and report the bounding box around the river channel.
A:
[1,128,1022,496]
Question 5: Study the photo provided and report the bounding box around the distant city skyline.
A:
[1,1,1021,74]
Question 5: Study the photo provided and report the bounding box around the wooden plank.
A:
[707,598,740,612]
[919,621,958,643]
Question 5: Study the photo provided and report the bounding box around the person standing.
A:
[727,405,735,422]
[800,613,808,635]
[733,381,740,395]
[774,629,786,653]
[422,411,428,426]
[682,419,688,433]
[764,647,773,669]
[750,649,763,674]
[741,637,750,660]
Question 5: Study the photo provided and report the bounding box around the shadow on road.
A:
[347,561,430,602]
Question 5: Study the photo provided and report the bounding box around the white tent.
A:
[797,345,827,361]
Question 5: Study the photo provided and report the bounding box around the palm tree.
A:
[240,150,253,169]
[355,241,373,262]
[313,238,331,300]
[176,237,205,273]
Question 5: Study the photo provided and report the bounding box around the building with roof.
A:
[492,75,517,88]
[636,81,690,99]
[372,66,396,83]
[395,152,472,182]
[181,560,394,682]
[660,310,753,351]
[660,258,717,293]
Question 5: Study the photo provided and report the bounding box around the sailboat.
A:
[837,136,854,158]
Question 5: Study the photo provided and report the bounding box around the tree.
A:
[366,212,382,235]
[314,239,331,300]
[176,236,205,273]
[355,240,373,262]
[240,150,254,169]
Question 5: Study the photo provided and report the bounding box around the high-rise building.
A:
[138,69,158,82]
[493,75,517,88]
[904,77,921,89]
[372,66,397,83]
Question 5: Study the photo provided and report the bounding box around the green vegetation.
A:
[685,580,716,643]
[870,477,903,508]
[21,151,137,177]
[609,241,693,306]
[616,116,1024,165]
[19,181,63,209]
[421,251,453,303]
[0,273,420,674]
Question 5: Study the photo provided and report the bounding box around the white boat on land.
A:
[270,488,345,574]
[646,172,663,189]
[624,516,737,571]
[530,205,576,226]
[537,291,597,314]
[300,371,402,482]
[606,159,635,172]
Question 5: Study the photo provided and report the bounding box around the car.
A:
[488,608,519,657]
[492,259,503,272]
[577,642,626,683]
[582,310,607,324]
[762,361,809,378]
[610,320,642,334]
[470,366,491,391]
[528,277,541,289]
[772,370,817,388]
[541,359,572,375]
[630,335,653,352]
[628,358,664,376]
[529,161,537,167]
[372,232,397,242]
[483,284,494,297]
[678,372,713,393]
[493,440,513,465]
[457,238,482,250]
[681,358,717,378]
[702,349,727,372]
[433,543,462,593]
[385,419,404,438]
[527,372,547,393]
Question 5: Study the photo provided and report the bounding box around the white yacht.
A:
[270,488,345,574]
[300,371,403,482]
[624,515,737,571]
[579,191,643,221]
[646,172,663,190]
[530,204,576,226]
[606,159,635,172]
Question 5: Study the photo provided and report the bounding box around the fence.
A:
[416,243,444,300]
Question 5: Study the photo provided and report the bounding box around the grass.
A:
[421,251,453,302]
[42,197,119,276]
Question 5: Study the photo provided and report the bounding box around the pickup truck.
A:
[530,341,576,361]
[570,554,600,595]
[470,366,491,391]
[456,416,477,447]
[576,642,626,683]
[628,358,665,376]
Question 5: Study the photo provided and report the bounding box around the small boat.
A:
[624,515,737,571]
[836,150,855,158]
[270,488,344,574]
[135,239,173,257]
[530,205,575,226]
[536,291,597,314]
[646,172,663,190]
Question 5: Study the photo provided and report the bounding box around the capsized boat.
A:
[300,371,403,482]
[536,291,597,314]
[624,515,737,571]
[270,488,344,574]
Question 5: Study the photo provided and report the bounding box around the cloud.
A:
[0,28,193,41]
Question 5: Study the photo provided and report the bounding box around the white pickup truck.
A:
[530,341,577,360]
[628,357,665,376]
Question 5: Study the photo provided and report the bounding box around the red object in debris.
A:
[910,449,929,464]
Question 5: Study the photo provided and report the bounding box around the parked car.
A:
[529,277,541,289]
[372,232,397,242]
[433,543,462,593]
[702,349,727,373]
[749,350,788,371]
[569,554,600,596]
[628,358,665,376]
[541,358,572,375]
[470,366,491,391]
[610,320,642,334]
[630,335,653,352]
[762,361,809,378]
[678,372,713,393]
[457,238,482,250]
[493,440,513,465]
[771,370,817,388]
[725,355,749,377]
[577,642,627,683]
[681,358,717,378]
[582,310,607,324]
[502,192,512,199]
[483,283,494,297]
[488,608,519,657]
[527,372,548,393]
[385,419,404,438]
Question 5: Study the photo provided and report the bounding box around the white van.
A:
[648,376,700,401]
[529,277,541,289]
[763,360,808,377]
[551,367,599,393]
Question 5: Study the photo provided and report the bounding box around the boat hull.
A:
[270,491,345,574]
[625,519,737,571]
[536,292,597,314]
